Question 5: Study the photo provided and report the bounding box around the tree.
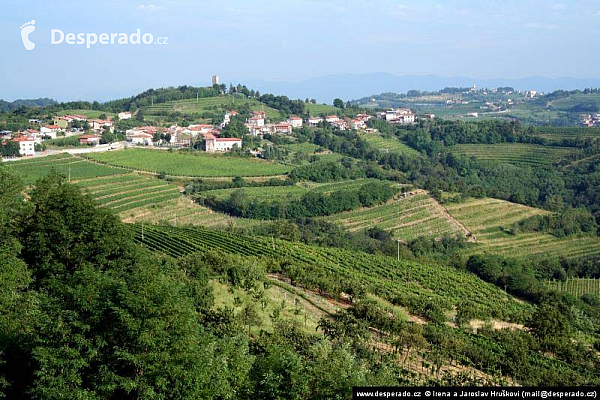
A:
[333,98,344,108]
[1,141,20,157]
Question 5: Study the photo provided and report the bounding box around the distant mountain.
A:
[0,98,57,112]
[243,73,600,103]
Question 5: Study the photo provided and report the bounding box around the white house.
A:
[325,115,340,123]
[350,119,365,130]
[40,125,61,139]
[287,116,303,128]
[118,111,132,120]
[11,137,36,156]
[204,134,242,153]
[379,108,415,124]
[221,110,238,127]
[247,116,265,127]
[131,132,153,145]
[189,124,215,136]
[90,119,114,132]
[274,123,293,134]
[307,116,323,126]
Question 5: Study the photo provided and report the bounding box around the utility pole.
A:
[397,239,400,261]
[141,221,144,241]
[68,166,71,182]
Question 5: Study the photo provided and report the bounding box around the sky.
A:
[1,0,599,102]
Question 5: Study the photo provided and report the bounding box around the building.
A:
[307,116,323,126]
[247,116,265,127]
[355,113,372,121]
[79,135,100,145]
[325,115,340,123]
[274,123,293,134]
[90,119,113,132]
[189,124,215,136]
[40,125,61,139]
[378,108,415,124]
[63,114,87,122]
[350,119,365,130]
[10,137,36,156]
[204,134,241,153]
[118,111,132,120]
[222,110,238,127]
[212,75,219,85]
[287,116,303,128]
[131,132,153,145]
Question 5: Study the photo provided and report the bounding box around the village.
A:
[1,104,420,157]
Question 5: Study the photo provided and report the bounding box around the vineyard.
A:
[120,196,263,229]
[532,126,600,142]
[3,153,130,184]
[450,143,579,166]
[75,173,181,214]
[142,96,280,120]
[446,198,600,260]
[361,132,420,156]
[545,278,600,298]
[85,148,292,177]
[130,223,532,323]
[323,190,468,241]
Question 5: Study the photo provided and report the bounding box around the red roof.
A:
[44,125,60,129]
[79,135,98,139]
[216,138,242,142]
[11,137,34,142]
[289,116,302,120]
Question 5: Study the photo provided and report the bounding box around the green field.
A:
[362,132,420,155]
[131,223,532,323]
[85,148,292,177]
[3,153,129,184]
[58,109,115,119]
[305,103,339,115]
[281,142,321,153]
[323,190,468,240]
[546,278,600,298]
[143,95,281,120]
[76,173,181,214]
[450,143,579,166]
[446,198,600,260]
[531,126,600,142]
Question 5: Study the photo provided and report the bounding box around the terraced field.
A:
[450,143,579,166]
[546,278,600,298]
[3,153,129,184]
[532,127,600,142]
[120,196,263,229]
[86,148,292,177]
[143,96,280,120]
[323,190,469,241]
[362,132,420,156]
[446,198,600,260]
[76,173,181,214]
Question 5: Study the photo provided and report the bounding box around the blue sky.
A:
[1,0,599,101]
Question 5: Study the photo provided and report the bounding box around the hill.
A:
[0,98,57,112]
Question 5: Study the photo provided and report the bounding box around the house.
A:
[355,113,372,121]
[79,135,100,145]
[378,108,415,124]
[247,116,265,127]
[420,113,435,120]
[307,116,323,126]
[222,110,238,127]
[10,137,36,156]
[287,116,303,128]
[189,124,215,136]
[63,114,87,122]
[330,119,349,130]
[90,119,114,132]
[118,111,132,120]
[350,119,365,130]
[204,134,242,153]
[0,130,12,138]
[325,115,340,123]
[131,132,153,145]
[40,125,61,139]
[274,123,293,134]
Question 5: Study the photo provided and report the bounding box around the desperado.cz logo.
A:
[20,20,168,50]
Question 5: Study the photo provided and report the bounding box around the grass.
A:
[85,148,292,177]
[3,154,129,184]
[445,198,600,260]
[531,127,600,142]
[281,142,321,153]
[362,132,420,156]
[323,190,468,240]
[305,103,339,115]
[450,143,579,166]
[57,109,115,119]
[203,185,308,201]
[142,95,281,120]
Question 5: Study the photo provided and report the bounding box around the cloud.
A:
[137,4,162,12]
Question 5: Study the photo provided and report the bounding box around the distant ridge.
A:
[0,98,57,112]
[243,73,600,103]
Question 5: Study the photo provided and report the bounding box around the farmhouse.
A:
[204,134,242,153]
[118,111,132,120]
[10,137,36,156]
[79,134,100,145]
[274,123,293,134]
[287,116,303,128]
[307,116,323,126]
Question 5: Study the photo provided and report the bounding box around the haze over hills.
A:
[244,73,600,103]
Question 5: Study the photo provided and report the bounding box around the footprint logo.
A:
[20,20,36,50]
